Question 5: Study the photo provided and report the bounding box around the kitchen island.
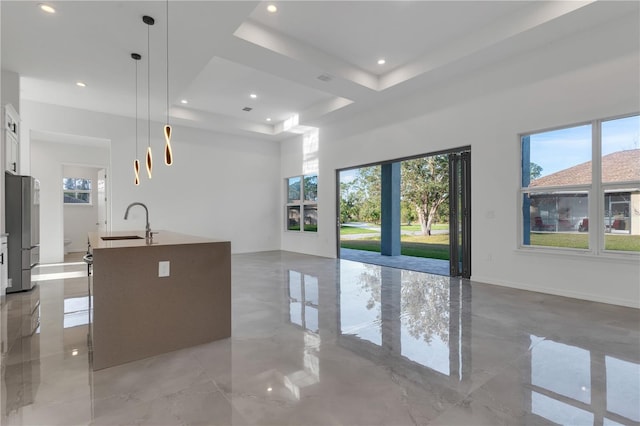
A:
[88,231,231,370]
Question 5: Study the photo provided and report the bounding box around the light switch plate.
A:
[158,261,170,278]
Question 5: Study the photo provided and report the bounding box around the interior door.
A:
[97,169,107,232]
[449,151,471,278]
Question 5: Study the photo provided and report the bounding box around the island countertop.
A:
[88,230,227,250]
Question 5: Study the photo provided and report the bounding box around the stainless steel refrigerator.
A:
[5,173,40,293]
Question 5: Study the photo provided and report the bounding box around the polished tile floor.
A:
[1,251,639,425]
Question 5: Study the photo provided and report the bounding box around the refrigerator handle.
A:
[0,253,3,265]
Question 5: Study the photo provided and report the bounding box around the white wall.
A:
[22,101,281,261]
[1,70,19,114]
[31,140,109,263]
[281,14,640,307]
[63,165,100,253]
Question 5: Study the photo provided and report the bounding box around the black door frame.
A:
[448,151,471,278]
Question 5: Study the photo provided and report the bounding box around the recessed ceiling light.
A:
[39,3,56,13]
[250,93,257,99]
[377,58,386,65]
[180,99,188,104]
[266,118,272,122]
[76,81,86,87]
[267,4,277,13]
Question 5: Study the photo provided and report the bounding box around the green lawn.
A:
[340,234,450,260]
[340,223,449,235]
[400,223,449,232]
[529,233,640,252]
[605,234,640,251]
[340,225,379,235]
[288,225,318,232]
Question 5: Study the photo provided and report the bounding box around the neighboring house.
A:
[528,149,640,235]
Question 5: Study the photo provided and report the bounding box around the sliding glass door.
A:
[449,151,471,278]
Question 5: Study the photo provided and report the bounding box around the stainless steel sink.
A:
[100,235,144,241]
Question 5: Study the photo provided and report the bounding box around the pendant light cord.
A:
[147,22,151,148]
[166,0,170,124]
[135,59,138,155]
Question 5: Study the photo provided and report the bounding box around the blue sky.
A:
[339,168,358,184]
[530,115,639,177]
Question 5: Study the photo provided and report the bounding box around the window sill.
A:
[63,203,93,207]
[515,246,639,263]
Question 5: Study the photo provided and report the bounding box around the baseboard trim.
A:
[470,275,639,309]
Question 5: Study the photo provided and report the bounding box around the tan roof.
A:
[529,149,640,187]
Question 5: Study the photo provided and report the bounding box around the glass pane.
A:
[304,175,318,201]
[522,124,592,188]
[287,177,301,203]
[604,191,640,252]
[522,191,589,249]
[287,206,301,231]
[303,205,318,232]
[602,115,640,184]
[63,191,90,204]
[63,177,91,190]
[602,115,640,251]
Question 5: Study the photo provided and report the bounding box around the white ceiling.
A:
[1,1,637,141]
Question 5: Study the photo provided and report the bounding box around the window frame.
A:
[63,177,93,206]
[518,112,640,257]
[285,174,318,233]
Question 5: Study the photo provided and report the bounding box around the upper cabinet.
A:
[3,104,19,175]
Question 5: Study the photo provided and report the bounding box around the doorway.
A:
[337,147,471,278]
[62,165,108,259]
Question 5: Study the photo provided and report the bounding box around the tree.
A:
[303,175,318,201]
[529,162,543,180]
[401,200,417,225]
[339,182,360,223]
[352,165,381,224]
[401,155,449,235]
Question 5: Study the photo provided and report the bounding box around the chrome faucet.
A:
[124,202,151,240]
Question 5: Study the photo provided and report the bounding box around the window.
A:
[286,174,318,232]
[63,177,92,204]
[521,114,640,253]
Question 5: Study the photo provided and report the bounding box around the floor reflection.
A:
[1,286,41,420]
[286,271,321,399]
[529,335,640,425]
[0,253,638,425]
[337,260,471,386]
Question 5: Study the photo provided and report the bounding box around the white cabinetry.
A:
[3,104,20,175]
[1,234,7,295]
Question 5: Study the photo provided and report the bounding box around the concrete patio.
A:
[340,248,450,276]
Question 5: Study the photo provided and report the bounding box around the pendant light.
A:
[132,53,142,186]
[143,15,155,179]
[163,0,173,166]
